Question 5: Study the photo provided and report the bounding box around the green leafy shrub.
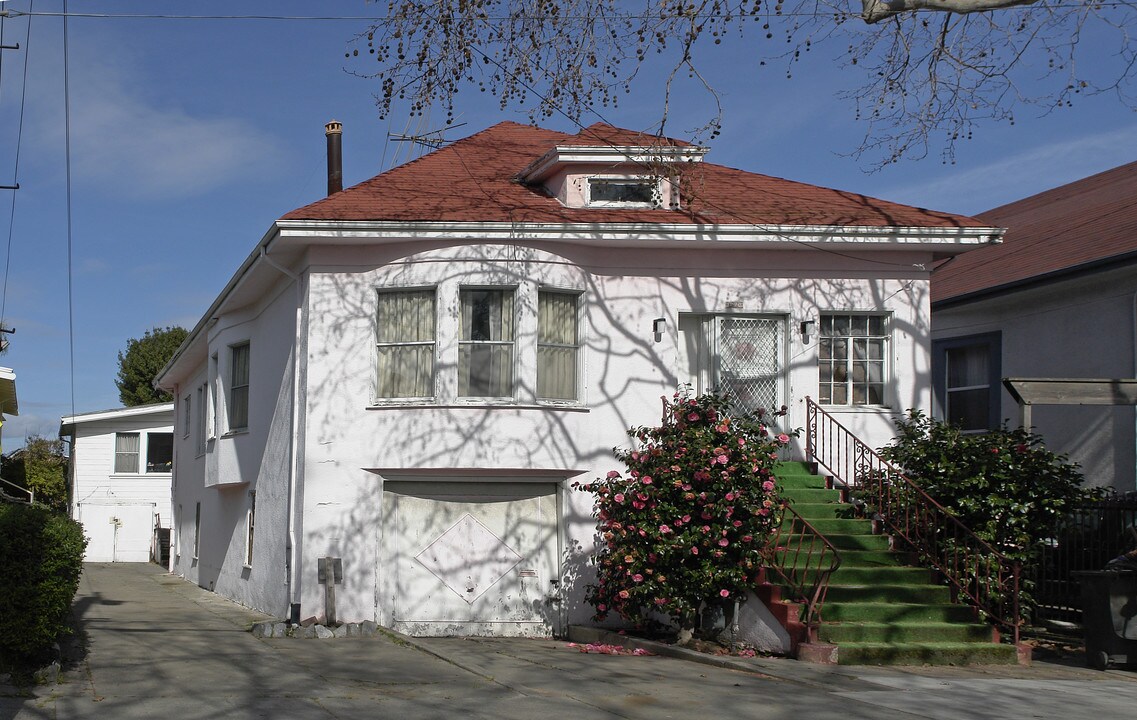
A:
[0,503,87,679]
[574,389,790,639]
[877,409,1096,569]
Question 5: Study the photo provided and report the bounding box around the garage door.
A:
[78,502,156,563]
[381,481,560,637]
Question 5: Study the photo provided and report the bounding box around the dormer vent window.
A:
[587,177,660,208]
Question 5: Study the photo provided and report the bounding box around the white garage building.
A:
[60,403,175,563]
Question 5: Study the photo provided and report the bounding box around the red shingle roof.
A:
[281,121,986,229]
[933,160,1137,304]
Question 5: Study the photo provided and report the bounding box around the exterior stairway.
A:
[770,462,1019,665]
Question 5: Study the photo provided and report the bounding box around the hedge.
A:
[0,503,87,675]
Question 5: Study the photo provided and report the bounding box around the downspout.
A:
[261,245,305,622]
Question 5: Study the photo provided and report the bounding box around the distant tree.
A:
[352,1,1137,167]
[115,326,188,407]
[1,436,69,513]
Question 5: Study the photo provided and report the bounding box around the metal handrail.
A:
[805,397,1021,645]
[0,474,33,504]
[759,499,842,633]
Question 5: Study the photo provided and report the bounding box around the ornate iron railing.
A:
[805,397,1021,645]
[760,501,842,634]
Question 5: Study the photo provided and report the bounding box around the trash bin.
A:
[1075,570,1137,670]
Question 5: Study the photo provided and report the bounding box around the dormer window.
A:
[587,177,660,208]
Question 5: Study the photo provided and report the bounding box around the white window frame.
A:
[195,384,207,456]
[457,287,517,400]
[818,312,890,407]
[113,432,141,474]
[375,288,437,401]
[193,502,201,561]
[536,289,582,402]
[182,394,191,438]
[228,342,250,432]
[244,492,255,568]
[207,353,218,440]
[586,176,661,208]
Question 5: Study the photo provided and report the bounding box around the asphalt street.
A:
[3,563,1136,719]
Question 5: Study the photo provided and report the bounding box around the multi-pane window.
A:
[114,433,140,473]
[588,178,658,207]
[376,290,436,399]
[537,291,579,401]
[458,289,515,397]
[818,314,887,406]
[229,343,250,431]
[146,433,173,473]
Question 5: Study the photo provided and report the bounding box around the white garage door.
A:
[381,481,561,637]
[79,502,155,563]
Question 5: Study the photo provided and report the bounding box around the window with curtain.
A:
[459,289,515,397]
[114,432,140,473]
[537,291,580,401]
[933,333,1001,433]
[229,343,250,431]
[818,313,888,406]
[376,289,436,398]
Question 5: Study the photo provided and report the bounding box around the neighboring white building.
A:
[60,403,175,562]
[155,121,999,635]
[931,161,1137,492]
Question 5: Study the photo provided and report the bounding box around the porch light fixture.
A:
[652,317,666,341]
[799,319,816,343]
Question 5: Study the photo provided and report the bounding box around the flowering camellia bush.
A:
[574,389,790,639]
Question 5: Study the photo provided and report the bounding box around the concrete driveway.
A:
[3,563,1137,719]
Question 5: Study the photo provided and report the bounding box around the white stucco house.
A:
[931,160,1137,492]
[59,403,175,562]
[155,120,999,635]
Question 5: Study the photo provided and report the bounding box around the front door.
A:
[381,481,561,637]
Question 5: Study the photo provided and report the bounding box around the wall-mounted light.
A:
[652,317,666,341]
[799,319,816,344]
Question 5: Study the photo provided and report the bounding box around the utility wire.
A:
[1,2,32,329]
[63,0,75,416]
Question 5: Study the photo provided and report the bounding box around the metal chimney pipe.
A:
[325,120,343,195]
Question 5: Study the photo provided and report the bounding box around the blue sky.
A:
[0,0,1134,448]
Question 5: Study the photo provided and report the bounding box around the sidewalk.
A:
[3,563,1136,719]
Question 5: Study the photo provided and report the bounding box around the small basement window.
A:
[587,178,659,207]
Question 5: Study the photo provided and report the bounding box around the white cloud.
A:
[64,80,284,199]
[22,33,287,201]
[878,124,1137,215]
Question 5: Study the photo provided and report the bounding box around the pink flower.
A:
[688,412,700,421]
[618,590,630,599]
[762,480,775,491]
[691,546,700,555]
[777,433,790,444]
[654,597,667,606]
[718,538,729,547]
[659,524,672,534]
[633,574,644,582]
[682,515,691,523]
[742,535,754,543]
[607,470,620,479]
[614,493,625,503]
[733,520,743,527]
[725,492,735,501]
[716,454,729,465]
[702,525,711,533]
[642,476,653,485]
[720,589,730,598]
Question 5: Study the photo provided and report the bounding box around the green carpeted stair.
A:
[770,462,1019,666]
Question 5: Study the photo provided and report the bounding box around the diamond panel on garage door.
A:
[414,513,523,604]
